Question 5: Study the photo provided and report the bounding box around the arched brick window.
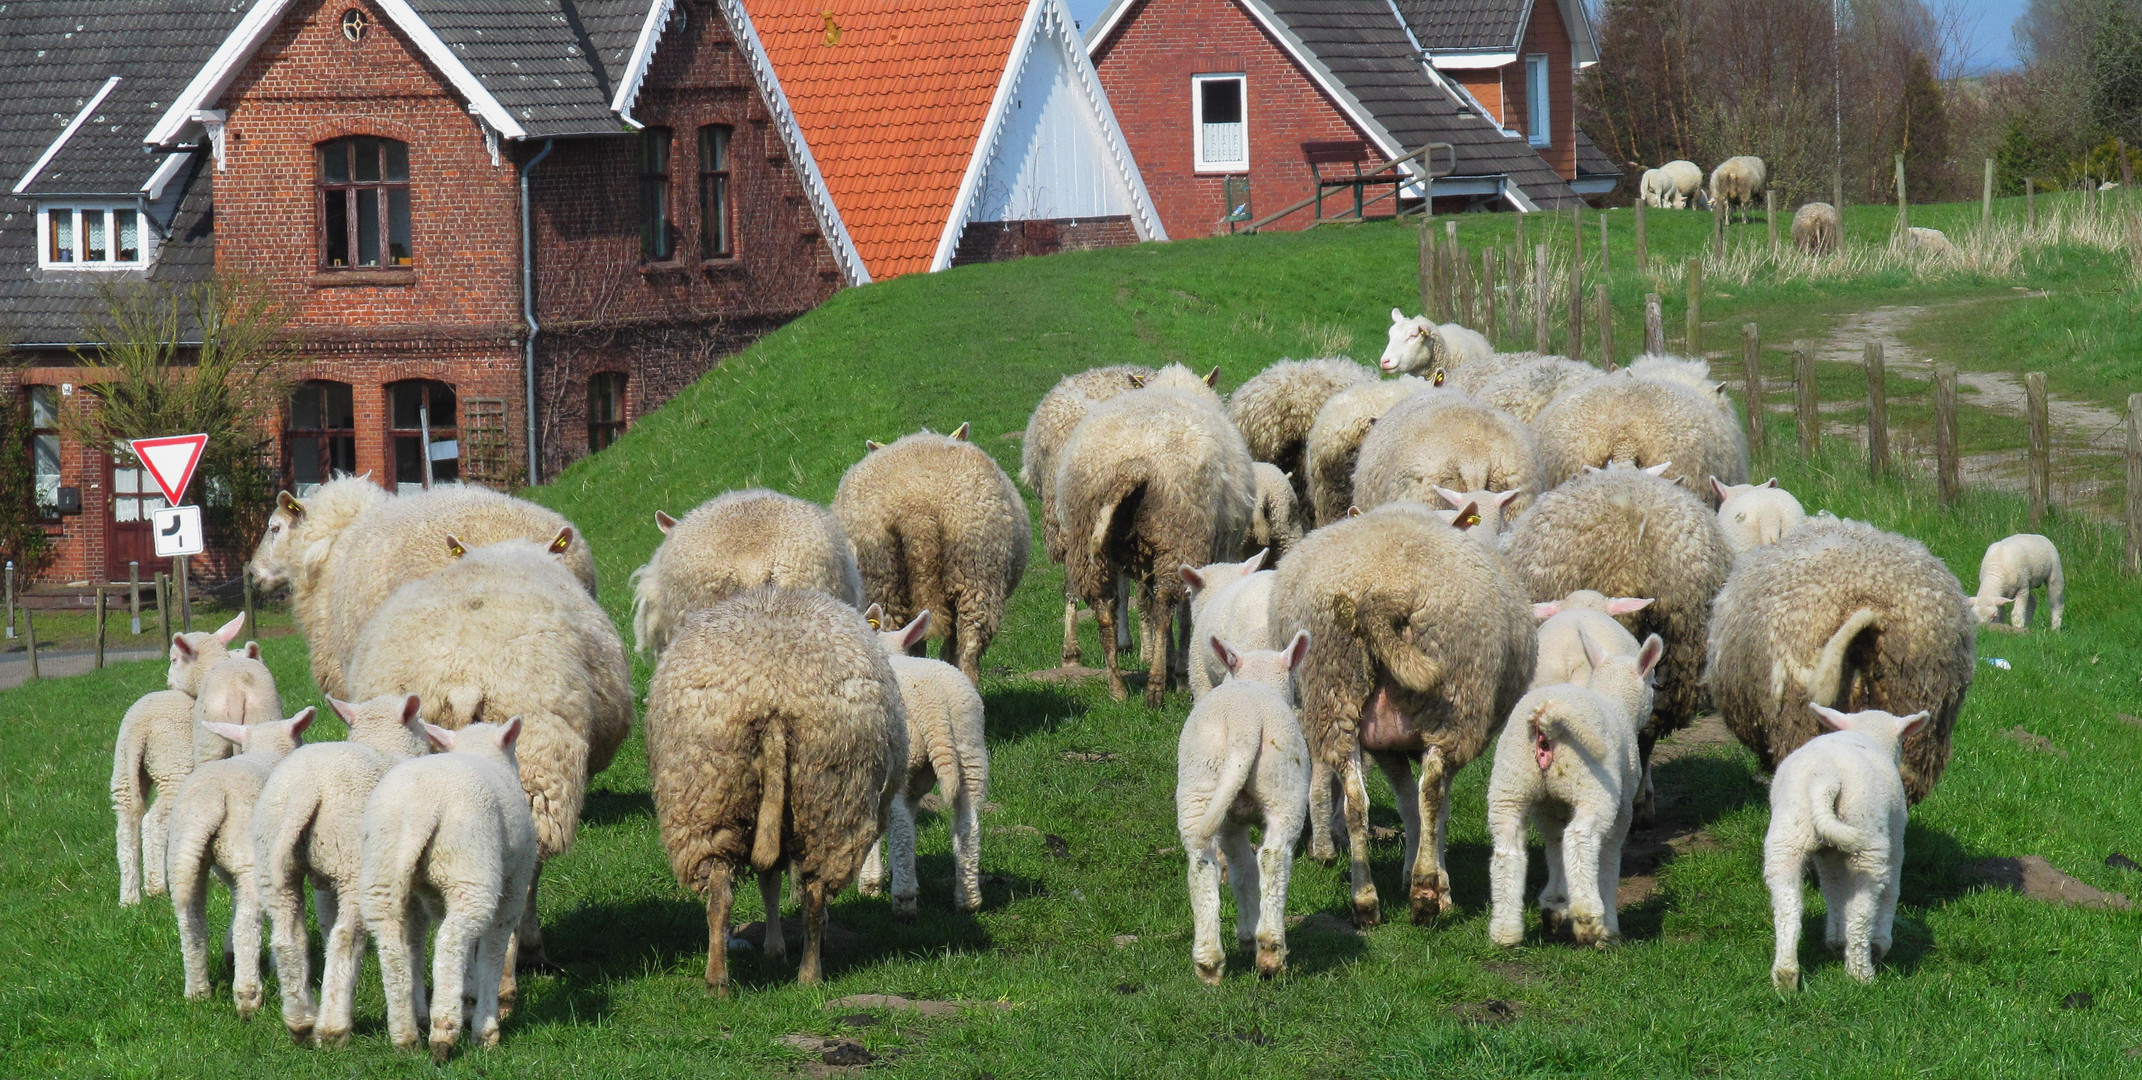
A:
[319,137,412,269]
[386,379,457,492]
[285,380,356,494]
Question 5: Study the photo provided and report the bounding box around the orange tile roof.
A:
[743,0,1029,279]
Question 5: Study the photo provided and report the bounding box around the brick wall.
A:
[949,216,1138,266]
[1452,69,1506,128]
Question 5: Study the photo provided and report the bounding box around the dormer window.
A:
[39,205,147,269]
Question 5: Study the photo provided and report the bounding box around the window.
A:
[587,372,628,453]
[1192,74,1248,172]
[639,126,675,261]
[319,136,412,268]
[29,387,60,517]
[285,380,357,495]
[39,205,146,268]
[698,125,733,258]
[386,380,458,493]
[1526,55,1551,149]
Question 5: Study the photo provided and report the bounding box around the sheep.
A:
[1430,487,1523,540]
[1792,202,1841,254]
[1487,631,1664,948]
[1967,533,2064,632]
[1379,309,1494,377]
[1660,160,1705,209]
[1020,364,1154,666]
[165,708,315,1015]
[1905,226,1954,257]
[834,424,1029,682]
[247,477,389,669]
[191,652,283,765]
[255,693,430,1046]
[1626,353,1732,415]
[1303,376,1431,526]
[1499,468,1735,820]
[856,607,988,915]
[1708,156,1767,224]
[1056,363,1256,706]
[1765,705,1927,990]
[1711,477,1808,553]
[344,530,632,969]
[1177,631,1312,983]
[1640,168,1675,209]
[112,690,202,905]
[633,488,864,656]
[359,719,537,1060]
[1532,375,1748,507]
[1247,461,1306,560]
[1180,550,1273,699]
[644,586,906,996]
[1352,390,1543,519]
[1271,500,1535,927]
[1706,517,1976,802]
[1530,590,1653,690]
[1226,358,1377,498]
[166,613,250,697]
[1472,354,1604,423]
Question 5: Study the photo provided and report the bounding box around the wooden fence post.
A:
[1506,246,1522,342]
[1482,249,1499,345]
[156,574,170,646]
[1935,365,1960,508]
[4,560,13,640]
[1535,243,1551,354]
[242,571,256,644]
[2026,178,2036,230]
[1766,190,1778,252]
[1418,221,1435,318]
[2027,371,2050,529]
[1599,214,1610,273]
[1795,341,1819,458]
[1568,208,1585,357]
[95,587,107,671]
[1514,212,1527,264]
[1895,153,1908,234]
[1635,198,1648,272]
[24,609,36,682]
[1645,293,1664,354]
[2126,393,2141,574]
[1712,196,1726,256]
[1742,323,1765,450]
[1685,257,1703,355]
[129,560,141,635]
[1983,158,1995,228]
[177,555,191,633]
[1865,342,1889,477]
[1596,284,1615,371]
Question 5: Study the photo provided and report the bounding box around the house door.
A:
[108,457,173,583]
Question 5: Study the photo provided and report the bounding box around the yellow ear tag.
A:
[1461,511,1482,527]
[867,617,880,629]
[447,539,466,557]
[1432,367,1447,386]
[548,528,573,554]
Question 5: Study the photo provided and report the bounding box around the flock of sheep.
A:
[99,311,2070,1057]
[1638,155,1960,258]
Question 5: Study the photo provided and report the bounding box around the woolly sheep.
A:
[1180,550,1273,699]
[344,531,632,967]
[112,690,201,905]
[1056,363,1256,706]
[633,488,864,655]
[1967,533,2064,631]
[1177,631,1312,983]
[1532,375,1748,507]
[1530,590,1653,689]
[1660,160,1705,209]
[1226,358,1377,497]
[1711,477,1808,553]
[1765,705,1928,989]
[359,719,536,1060]
[255,693,430,1045]
[1303,376,1431,526]
[1352,390,1542,519]
[1626,353,1732,415]
[191,652,283,765]
[248,478,388,675]
[1487,631,1663,947]
[1472,354,1604,423]
[1905,227,1953,257]
[1707,518,1975,802]
[1020,365,1153,666]
[1247,461,1306,560]
[1639,168,1676,209]
[835,424,1029,681]
[166,709,315,1015]
[1379,309,1494,377]
[1271,501,1535,927]
[644,586,905,995]
[1708,156,1767,223]
[856,608,988,915]
[1792,202,1840,254]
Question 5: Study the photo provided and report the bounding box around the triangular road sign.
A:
[130,434,209,506]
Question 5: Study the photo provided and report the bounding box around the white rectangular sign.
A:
[152,504,205,557]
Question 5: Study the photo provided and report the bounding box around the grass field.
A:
[5,208,2142,1078]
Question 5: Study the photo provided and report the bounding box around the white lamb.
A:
[165,613,250,696]
[1660,160,1705,209]
[1176,631,1312,983]
[1967,533,2064,631]
[1640,168,1675,209]
[1530,590,1653,689]
[1765,704,1928,990]
[112,689,200,905]
[191,652,283,765]
[1180,549,1274,699]
[1432,487,1523,540]
[1486,631,1663,948]
[1378,308,1493,376]
[1711,477,1808,553]
[857,608,989,916]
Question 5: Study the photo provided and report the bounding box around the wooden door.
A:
[107,457,172,583]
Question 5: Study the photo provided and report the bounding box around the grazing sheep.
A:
[1303,376,1432,526]
[1707,518,1975,802]
[1487,632,1664,948]
[1905,227,1953,257]
[1379,309,1494,377]
[1765,705,1927,990]
[166,613,250,696]
[1177,631,1312,983]
[247,478,389,669]
[1056,363,1256,706]
[1499,469,1734,818]
[1271,501,1535,927]
[1640,168,1676,209]
[645,587,905,996]
[856,608,988,915]
[1708,156,1767,223]
[1626,353,1732,415]
[835,424,1029,682]
[1473,354,1604,423]
[1181,550,1273,699]
[191,653,283,765]
[1246,462,1306,560]
[1967,533,2064,631]
[1021,365,1154,666]
[1530,590,1653,689]
[166,709,315,1015]
[1792,202,1841,254]
[1226,358,1377,497]
[112,690,202,905]
[633,488,864,656]
[1532,375,1748,507]
[344,531,632,968]
[255,693,430,1046]
[1711,477,1808,553]
[1660,160,1704,209]
[359,719,537,1060]
[1352,391,1542,518]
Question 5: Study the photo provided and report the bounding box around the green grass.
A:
[7,216,2142,1078]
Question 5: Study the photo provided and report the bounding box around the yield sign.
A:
[129,433,209,506]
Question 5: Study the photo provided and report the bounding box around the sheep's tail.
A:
[1807,608,1880,708]
[749,720,788,873]
[1528,696,1611,764]
[1351,592,1442,693]
[260,775,323,893]
[899,521,946,635]
[630,561,662,653]
[111,724,147,817]
[1085,462,1152,561]
[367,802,437,928]
[1190,719,1262,843]
[166,790,226,898]
[1808,773,1868,851]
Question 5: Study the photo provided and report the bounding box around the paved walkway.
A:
[0,647,163,690]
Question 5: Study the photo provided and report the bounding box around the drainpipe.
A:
[519,138,555,487]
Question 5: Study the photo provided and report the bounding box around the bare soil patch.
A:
[1972,856,2133,910]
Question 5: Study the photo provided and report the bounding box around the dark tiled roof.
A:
[408,0,629,137]
[1392,0,1528,52]
[577,0,660,94]
[2,155,216,347]
[1574,128,1619,178]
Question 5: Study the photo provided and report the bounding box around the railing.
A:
[1228,142,1454,234]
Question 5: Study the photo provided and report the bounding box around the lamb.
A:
[1711,477,1808,553]
[1660,160,1705,209]
[1020,365,1154,666]
[633,488,864,655]
[1530,590,1653,689]
[1905,226,1954,257]
[1303,375,1431,526]
[1499,468,1734,818]
[1967,533,2064,631]
[359,719,537,1060]
[1351,390,1543,519]
[1626,353,1732,415]
[1430,487,1524,540]
[856,607,988,915]
[1176,631,1312,983]
[1180,550,1273,699]
[1472,354,1603,422]
[1531,375,1748,507]
[1246,461,1306,559]
[644,586,905,996]
[344,530,633,968]
[254,693,430,1046]
[1226,358,1376,498]
[1765,705,1927,990]
[1706,517,1976,802]
[834,424,1029,681]
[191,652,283,765]
[165,709,315,1015]
[1792,202,1841,254]
[165,613,250,697]
[247,477,389,671]
[112,690,202,905]
[1378,309,1494,377]
[1271,501,1535,927]
[1708,155,1767,224]
[1487,631,1664,948]
[1055,363,1256,706]
[1639,168,1676,209]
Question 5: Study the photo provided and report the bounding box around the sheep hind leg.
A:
[1765,840,1808,991]
[1060,596,1082,667]
[1219,824,1261,950]
[950,781,982,913]
[797,880,829,986]
[886,792,920,921]
[1560,813,1610,948]
[375,899,424,1050]
[1814,849,1850,950]
[264,871,316,1041]
[1407,747,1455,923]
[1840,864,1883,984]
[703,861,736,998]
[1141,584,1170,709]
[1485,799,1530,947]
[114,783,143,907]
[1342,747,1380,928]
[1186,840,1226,984]
[1095,593,1127,702]
[1305,758,1341,865]
[143,795,173,898]
[316,887,370,1047]
[1371,753,1421,890]
[1632,730,1660,827]
[428,902,492,1062]
[1254,805,1300,979]
[229,866,267,1018]
[2047,563,2065,631]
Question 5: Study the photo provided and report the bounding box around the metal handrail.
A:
[1228,142,1454,234]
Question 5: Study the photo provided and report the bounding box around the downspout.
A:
[519,138,555,487]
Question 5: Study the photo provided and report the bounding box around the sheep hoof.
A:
[1572,917,1608,948]
[313,1026,348,1049]
[1408,884,1446,925]
[1195,959,1225,985]
[430,1036,456,1064]
[234,995,260,1020]
[892,900,918,924]
[1255,949,1286,980]
[119,892,140,908]
[1538,908,1567,937]
[1144,685,1166,709]
[1107,680,1128,702]
[1351,893,1382,929]
[857,880,885,898]
[1772,966,1800,992]
[705,977,730,999]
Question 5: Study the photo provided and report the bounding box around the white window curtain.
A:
[1194,74,1248,171]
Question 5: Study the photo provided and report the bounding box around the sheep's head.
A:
[1379,308,1442,374]
[1966,594,2016,625]
[1433,486,1522,539]
[1211,629,1308,701]
[250,491,305,589]
[1811,704,1929,760]
[864,603,931,654]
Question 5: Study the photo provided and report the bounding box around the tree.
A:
[2088,0,2142,146]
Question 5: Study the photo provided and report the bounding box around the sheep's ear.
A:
[655,510,678,534]
[401,694,423,723]
[422,723,457,752]
[865,439,883,452]
[1450,502,1483,531]
[1578,626,1607,671]
[1532,602,1561,620]
[1346,505,1362,517]
[1202,365,1221,388]
[1810,703,1852,731]
[863,602,885,630]
[327,696,356,724]
[1710,476,1732,502]
[213,613,246,645]
[1763,477,1779,488]
[1283,629,1311,671]
[548,526,574,556]
[1179,565,1206,590]
[1211,635,1244,675]
[243,641,261,660]
[497,716,523,750]
[205,722,249,747]
[1128,374,1146,388]
[445,535,468,558]
[1493,489,1522,509]
[1643,461,1673,477]
[1583,464,1603,474]
[1635,635,1665,678]
[1390,307,1406,323]
[1243,548,1269,574]
[1896,711,1931,740]
[171,634,195,661]
[287,707,317,740]
[951,422,970,442]
[1605,597,1654,616]
[897,611,931,651]
[277,490,305,516]
[1431,366,1447,387]
[1434,486,1467,509]
[1988,597,2016,608]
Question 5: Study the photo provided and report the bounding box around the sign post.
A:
[131,436,209,626]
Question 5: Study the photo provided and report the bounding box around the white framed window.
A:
[1193,73,1248,172]
[37,204,150,269]
[1526,55,1551,149]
